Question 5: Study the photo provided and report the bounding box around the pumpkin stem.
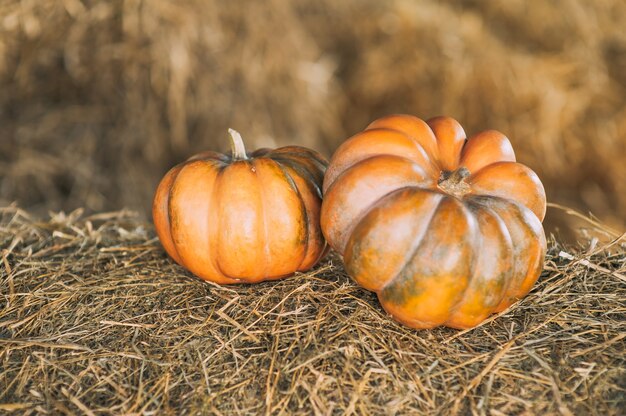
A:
[228,128,248,160]
[438,167,471,198]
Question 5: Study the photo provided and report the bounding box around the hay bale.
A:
[296,0,626,238]
[1,205,624,414]
[1,0,625,239]
[0,0,343,214]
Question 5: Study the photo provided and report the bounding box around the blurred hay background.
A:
[1,0,625,239]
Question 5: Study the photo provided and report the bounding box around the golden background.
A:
[1,0,625,240]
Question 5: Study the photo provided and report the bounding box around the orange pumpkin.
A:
[153,129,328,284]
[321,115,546,329]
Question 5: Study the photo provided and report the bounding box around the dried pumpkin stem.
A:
[228,128,248,160]
[438,167,471,198]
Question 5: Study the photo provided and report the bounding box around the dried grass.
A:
[1,0,626,240]
[297,0,626,239]
[1,204,624,415]
[0,0,343,214]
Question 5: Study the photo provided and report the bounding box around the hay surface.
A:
[1,205,625,415]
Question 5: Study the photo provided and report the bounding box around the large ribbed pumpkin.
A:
[321,115,546,329]
[153,129,328,284]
